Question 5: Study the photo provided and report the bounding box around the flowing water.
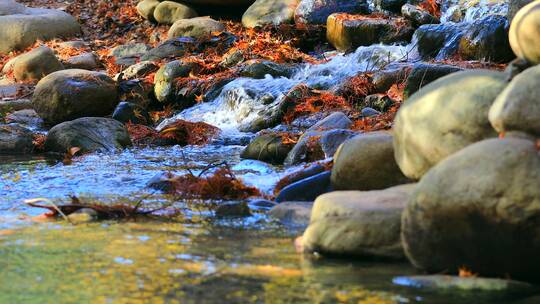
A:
[2,1,536,303]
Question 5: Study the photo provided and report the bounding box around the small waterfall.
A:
[158,45,412,134]
[441,0,509,23]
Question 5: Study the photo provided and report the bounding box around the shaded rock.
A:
[276,171,331,202]
[302,184,416,259]
[306,111,351,131]
[154,1,198,25]
[364,94,394,112]
[327,14,414,52]
[5,109,43,130]
[509,1,540,64]
[0,124,34,154]
[63,52,99,70]
[122,61,159,80]
[414,22,468,60]
[146,172,176,192]
[284,129,356,165]
[0,4,80,54]
[111,43,151,66]
[112,102,151,125]
[154,60,194,103]
[393,275,535,295]
[118,79,154,108]
[504,57,533,81]
[489,64,540,136]
[374,0,407,13]
[401,4,439,26]
[361,107,380,117]
[11,46,63,82]
[242,0,300,28]
[370,63,411,93]
[168,17,224,39]
[274,162,327,193]
[219,49,245,68]
[241,133,294,165]
[136,0,160,22]
[32,69,118,126]
[45,117,131,153]
[239,60,293,79]
[269,201,313,228]
[458,15,514,63]
[0,99,32,112]
[140,38,192,61]
[394,70,505,179]
[331,132,409,190]
[215,202,252,218]
[402,137,540,282]
[294,0,368,25]
[403,63,463,99]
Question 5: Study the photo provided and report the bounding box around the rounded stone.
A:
[168,17,225,39]
[153,1,198,25]
[509,1,540,64]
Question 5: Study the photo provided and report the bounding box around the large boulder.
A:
[327,14,414,52]
[302,184,416,259]
[509,1,540,64]
[153,1,198,25]
[458,15,514,63]
[331,132,410,191]
[490,64,540,136]
[32,69,118,126]
[294,0,368,25]
[168,17,225,39]
[403,63,463,99]
[0,124,34,154]
[10,46,64,82]
[45,117,132,153]
[242,0,300,28]
[0,2,80,54]
[393,70,506,180]
[402,137,540,282]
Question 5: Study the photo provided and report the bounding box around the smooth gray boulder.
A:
[402,137,540,282]
[394,70,506,180]
[32,69,118,126]
[153,1,198,25]
[45,117,132,153]
[302,184,416,259]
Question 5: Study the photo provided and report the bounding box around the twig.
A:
[24,198,73,224]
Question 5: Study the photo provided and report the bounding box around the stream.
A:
[1,0,534,303]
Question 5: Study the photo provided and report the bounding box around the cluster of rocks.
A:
[263,1,540,294]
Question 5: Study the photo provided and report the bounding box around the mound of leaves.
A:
[169,165,261,200]
[126,120,220,146]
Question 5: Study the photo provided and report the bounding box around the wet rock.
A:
[274,162,327,193]
[394,70,506,179]
[0,1,80,54]
[401,4,439,26]
[112,102,151,125]
[393,275,535,295]
[0,99,33,113]
[121,61,159,80]
[302,184,416,259]
[10,46,63,82]
[402,137,540,282]
[275,171,331,202]
[294,0,368,25]
[327,14,414,52]
[364,94,394,112]
[306,111,351,131]
[154,1,198,25]
[489,64,540,136]
[154,60,194,103]
[374,0,407,13]
[509,1,540,64]
[45,117,132,153]
[458,15,514,63]
[215,202,252,218]
[284,129,356,165]
[168,17,225,39]
[331,132,409,191]
[269,201,313,228]
[0,124,34,154]
[403,63,463,99]
[5,109,43,130]
[241,133,294,165]
[414,23,468,59]
[63,52,99,70]
[370,63,411,93]
[242,0,300,28]
[136,0,160,22]
[239,60,293,79]
[32,69,118,126]
[507,0,534,22]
